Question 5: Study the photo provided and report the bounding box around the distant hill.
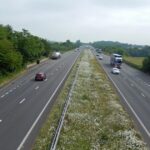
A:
[92,41,144,49]
[92,41,150,57]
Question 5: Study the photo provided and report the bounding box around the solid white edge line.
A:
[100,59,150,138]
[17,52,80,150]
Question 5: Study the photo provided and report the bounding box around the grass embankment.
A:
[0,69,26,87]
[33,50,147,150]
[124,56,145,70]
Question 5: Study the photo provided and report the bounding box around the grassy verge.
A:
[124,56,145,70]
[0,69,26,87]
[32,50,147,150]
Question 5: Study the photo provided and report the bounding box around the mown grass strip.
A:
[0,69,26,87]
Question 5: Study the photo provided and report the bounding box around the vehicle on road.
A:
[96,48,102,53]
[35,72,46,81]
[51,51,61,59]
[111,67,120,74]
[75,48,79,52]
[110,53,122,69]
[99,55,103,60]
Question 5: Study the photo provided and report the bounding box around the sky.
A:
[1,0,150,45]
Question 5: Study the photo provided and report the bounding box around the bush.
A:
[142,56,150,72]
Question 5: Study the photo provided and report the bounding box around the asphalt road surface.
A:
[0,50,80,150]
[95,52,150,147]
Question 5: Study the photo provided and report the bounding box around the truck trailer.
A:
[110,53,122,68]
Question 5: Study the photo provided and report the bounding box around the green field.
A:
[123,56,145,69]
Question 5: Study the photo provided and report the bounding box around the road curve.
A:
[0,50,80,150]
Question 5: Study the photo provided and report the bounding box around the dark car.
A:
[35,72,46,81]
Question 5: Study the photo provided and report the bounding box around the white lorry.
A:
[110,53,122,69]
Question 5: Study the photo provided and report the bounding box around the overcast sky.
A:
[1,0,150,45]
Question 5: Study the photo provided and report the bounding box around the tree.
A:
[142,56,150,73]
[0,39,23,73]
[20,35,44,62]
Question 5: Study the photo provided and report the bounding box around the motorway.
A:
[95,52,150,147]
[0,50,80,150]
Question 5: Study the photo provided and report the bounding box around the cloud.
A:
[0,0,150,45]
[92,0,150,8]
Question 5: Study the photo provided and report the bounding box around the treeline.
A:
[92,41,148,56]
[92,41,150,72]
[0,24,77,76]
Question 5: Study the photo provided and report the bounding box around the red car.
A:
[35,72,46,81]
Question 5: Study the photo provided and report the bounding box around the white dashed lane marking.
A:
[0,120,2,123]
[19,98,26,104]
[141,93,145,98]
[35,86,39,90]
[5,92,9,95]
[1,95,5,98]
[0,83,22,99]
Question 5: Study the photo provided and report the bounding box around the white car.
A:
[51,51,61,59]
[99,55,103,60]
[111,67,120,74]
